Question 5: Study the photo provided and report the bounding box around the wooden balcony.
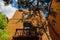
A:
[13,28,39,40]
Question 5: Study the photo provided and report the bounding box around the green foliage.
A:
[0,12,7,29]
[0,12,9,40]
[0,29,9,40]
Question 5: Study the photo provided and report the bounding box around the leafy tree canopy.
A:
[0,12,9,40]
[0,12,7,29]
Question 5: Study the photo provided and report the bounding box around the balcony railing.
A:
[13,28,39,40]
[15,28,37,36]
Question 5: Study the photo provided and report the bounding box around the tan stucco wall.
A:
[7,0,60,40]
[7,10,50,40]
[7,10,23,40]
[49,0,60,36]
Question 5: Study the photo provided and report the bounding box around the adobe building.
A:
[7,10,51,40]
[6,0,60,40]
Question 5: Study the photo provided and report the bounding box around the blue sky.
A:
[0,0,17,19]
[12,0,37,10]
[0,0,51,19]
[0,0,37,19]
[11,0,50,18]
[0,0,33,19]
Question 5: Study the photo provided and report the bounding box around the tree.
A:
[0,12,7,29]
[0,12,9,40]
[0,29,9,40]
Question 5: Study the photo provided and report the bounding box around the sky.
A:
[11,0,51,18]
[0,0,51,19]
[0,0,17,19]
[0,0,37,19]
